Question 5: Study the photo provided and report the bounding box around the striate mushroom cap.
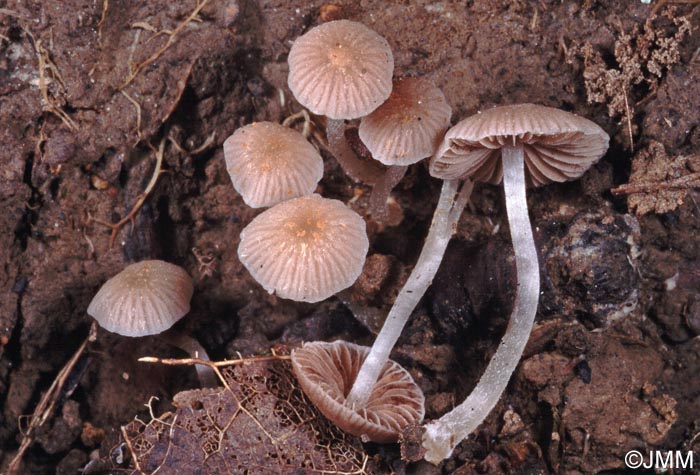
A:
[359,77,452,166]
[237,194,368,303]
[87,260,194,337]
[223,122,324,208]
[291,340,425,443]
[430,103,610,186]
[287,20,394,120]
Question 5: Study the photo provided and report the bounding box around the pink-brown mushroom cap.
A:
[291,340,425,443]
[287,20,394,120]
[223,122,324,208]
[237,194,369,303]
[430,103,609,186]
[87,260,194,337]
[359,77,452,166]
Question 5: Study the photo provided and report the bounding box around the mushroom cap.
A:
[237,194,368,303]
[87,260,194,337]
[291,340,425,443]
[223,122,324,208]
[359,77,452,166]
[430,103,610,186]
[287,20,394,120]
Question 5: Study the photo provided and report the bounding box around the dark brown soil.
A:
[1,1,699,474]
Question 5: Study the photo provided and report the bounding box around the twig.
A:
[5,323,96,475]
[651,0,700,15]
[622,84,634,153]
[120,0,209,89]
[97,0,109,42]
[611,172,700,195]
[87,138,166,247]
[23,28,77,131]
[138,353,291,368]
[120,90,142,142]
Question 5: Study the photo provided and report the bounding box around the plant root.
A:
[87,138,166,247]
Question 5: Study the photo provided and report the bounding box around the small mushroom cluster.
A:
[269,18,610,466]
[221,19,456,443]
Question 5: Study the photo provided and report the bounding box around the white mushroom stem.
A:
[422,144,540,464]
[158,330,218,388]
[346,179,474,408]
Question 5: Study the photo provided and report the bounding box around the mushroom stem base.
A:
[346,179,473,408]
[422,145,540,463]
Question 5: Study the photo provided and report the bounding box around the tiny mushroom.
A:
[223,121,324,208]
[288,19,401,220]
[288,20,393,121]
[420,104,609,463]
[88,260,216,387]
[359,77,452,167]
[291,340,424,443]
[237,194,369,303]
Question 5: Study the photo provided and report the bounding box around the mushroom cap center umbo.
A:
[282,210,330,243]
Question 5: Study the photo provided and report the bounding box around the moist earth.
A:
[1,1,699,474]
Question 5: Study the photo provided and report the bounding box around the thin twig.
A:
[87,138,166,247]
[5,323,96,475]
[120,0,209,89]
[120,90,142,142]
[611,172,700,195]
[138,353,291,368]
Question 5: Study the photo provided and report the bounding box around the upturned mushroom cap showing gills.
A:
[223,122,324,208]
[430,103,609,186]
[237,194,369,303]
[291,340,425,443]
[359,77,452,166]
[88,260,194,337]
[287,20,394,120]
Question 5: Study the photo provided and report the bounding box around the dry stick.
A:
[87,138,166,247]
[24,28,77,131]
[6,323,96,475]
[610,172,700,195]
[651,0,700,15]
[139,353,291,368]
[120,0,209,89]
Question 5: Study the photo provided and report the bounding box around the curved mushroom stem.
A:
[326,119,382,184]
[158,330,218,388]
[346,179,474,409]
[369,165,407,223]
[422,144,540,464]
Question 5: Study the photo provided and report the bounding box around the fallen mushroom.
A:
[223,121,323,208]
[291,340,424,443]
[421,103,609,462]
[237,194,369,303]
[88,259,216,387]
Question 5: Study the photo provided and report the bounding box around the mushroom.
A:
[223,121,324,208]
[291,340,424,443]
[358,77,452,221]
[88,260,216,387]
[420,103,609,463]
[359,77,452,167]
[237,194,369,303]
[287,20,400,220]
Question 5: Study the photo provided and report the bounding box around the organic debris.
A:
[109,354,371,474]
[612,141,700,215]
[577,11,691,149]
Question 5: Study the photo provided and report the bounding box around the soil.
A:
[1,1,699,474]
